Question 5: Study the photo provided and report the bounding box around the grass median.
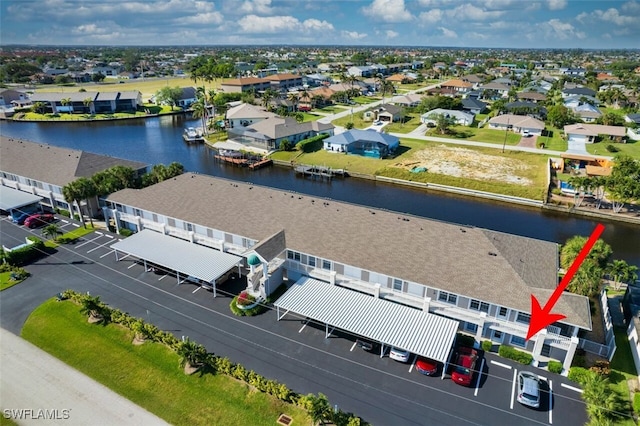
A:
[21,299,310,426]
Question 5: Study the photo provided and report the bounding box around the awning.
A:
[275,277,459,363]
[0,186,43,212]
[111,229,242,286]
[560,153,597,161]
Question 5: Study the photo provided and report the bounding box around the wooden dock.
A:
[294,164,347,179]
[248,158,273,170]
[214,153,272,170]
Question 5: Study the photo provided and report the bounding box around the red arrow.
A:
[526,223,605,341]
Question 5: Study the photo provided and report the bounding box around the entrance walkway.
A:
[0,328,168,426]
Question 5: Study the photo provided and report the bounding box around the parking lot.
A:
[0,216,589,425]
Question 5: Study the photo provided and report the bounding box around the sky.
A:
[1,0,639,49]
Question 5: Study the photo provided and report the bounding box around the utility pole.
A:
[502,116,511,153]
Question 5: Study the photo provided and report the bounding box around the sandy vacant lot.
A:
[394,145,534,185]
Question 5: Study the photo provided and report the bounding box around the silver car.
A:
[516,371,541,408]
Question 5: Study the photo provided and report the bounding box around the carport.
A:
[275,277,459,371]
[111,229,243,297]
[0,186,43,219]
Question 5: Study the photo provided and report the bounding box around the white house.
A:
[488,114,545,135]
[421,109,475,126]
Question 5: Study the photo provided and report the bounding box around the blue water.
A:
[1,117,638,267]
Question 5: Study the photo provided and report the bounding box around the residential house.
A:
[461,98,487,115]
[0,137,147,217]
[564,124,626,143]
[478,82,510,99]
[348,66,375,78]
[505,101,547,120]
[265,73,304,92]
[517,92,547,104]
[562,87,597,99]
[460,74,484,88]
[421,109,475,126]
[29,92,98,114]
[227,116,334,151]
[224,103,277,129]
[560,68,587,77]
[375,104,403,122]
[0,89,29,107]
[440,79,473,95]
[569,103,602,123]
[392,94,424,108]
[488,114,545,135]
[103,172,593,373]
[177,87,198,108]
[304,73,330,87]
[219,77,271,94]
[386,74,415,84]
[322,129,399,158]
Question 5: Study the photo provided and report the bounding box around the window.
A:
[516,312,531,324]
[134,208,142,217]
[438,291,457,305]
[185,222,193,232]
[287,250,294,260]
[510,336,526,347]
[294,252,301,262]
[497,307,508,318]
[470,299,489,313]
[322,260,331,270]
[308,256,316,267]
[392,279,403,292]
[464,322,478,333]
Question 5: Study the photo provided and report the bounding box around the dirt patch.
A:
[394,145,533,185]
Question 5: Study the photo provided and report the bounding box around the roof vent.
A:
[488,252,498,257]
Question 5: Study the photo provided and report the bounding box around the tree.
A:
[429,113,457,135]
[606,155,640,213]
[176,337,208,374]
[567,259,603,297]
[597,112,624,126]
[546,105,577,128]
[261,88,279,110]
[279,138,292,151]
[60,97,72,113]
[80,295,105,323]
[155,86,183,110]
[295,112,304,123]
[62,177,96,228]
[41,223,62,241]
[287,92,299,111]
[191,99,208,135]
[607,260,638,290]
[83,97,93,114]
[308,393,332,425]
[32,101,47,114]
[581,372,626,424]
[92,72,106,83]
[561,236,612,270]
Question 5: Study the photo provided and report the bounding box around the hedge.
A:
[498,345,533,365]
[481,340,493,352]
[297,133,330,153]
[60,290,365,426]
[567,366,593,386]
[547,360,563,374]
[4,237,46,266]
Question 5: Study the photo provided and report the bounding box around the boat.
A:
[182,127,204,143]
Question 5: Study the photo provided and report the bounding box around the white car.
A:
[389,347,410,363]
[516,371,541,408]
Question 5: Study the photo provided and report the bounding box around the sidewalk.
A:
[0,328,168,426]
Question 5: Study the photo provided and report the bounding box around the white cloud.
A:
[525,2,541,12]
[438,26,458,38]
[362,0,414,23]
[446,4,505,20]
[239,0,274,15]
[341,30,368,40]
[541,18,586,40]
[594,7,636,26]
[237,14,333,34]
[622,0,640,14]
[547,0,567,10]
[181,12,224,25]
[418,8,443,24]
[386,30,399,38]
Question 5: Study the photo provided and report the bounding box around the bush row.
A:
[60,290,364,426]
[2,237,46,266]
[297,133,330,153]
[498,345,533,365]
[547,360,563,374]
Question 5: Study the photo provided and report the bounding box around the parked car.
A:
[516,371,541,408]
[415,357,438,376]
[374,121,383,125]
[12,212,31,225]
[451,347,478,386]
[24,213,55,228]
[389,347,410,363]
[522,130,531,137]
[355,338,377,352]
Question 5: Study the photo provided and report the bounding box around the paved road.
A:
[0,217,590,425]
[0,328,167,426]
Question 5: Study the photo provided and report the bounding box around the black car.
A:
[356,339,377,352]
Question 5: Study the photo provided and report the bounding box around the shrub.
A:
[634,392,640,415]
[547,360,563,374]
[4,237,46,266]
[236,291,255,306]
[119,228,133,237]
[297,133,330,153]
[606,144,619,153]
[56,208,71,218]
[568,367,594,386]
[498,345,533,365]
[572,354,587,368]
[481,340,493,352]
[456,334,475,348]
[590,360,611,378]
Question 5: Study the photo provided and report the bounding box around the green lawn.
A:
[299,112,322,122]
[585,139,640,158]
[427,126,523,146]
[384,114,423,134]
[44,225,96,248]
[0,271,25,291]
[609,325,637,425]
[22,299,310,426]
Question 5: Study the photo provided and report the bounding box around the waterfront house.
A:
[103,172,593,374]
[227,116,334,151]
[224,103,277,129]
[322,129,399,158]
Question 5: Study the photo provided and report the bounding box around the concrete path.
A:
[0,328,168,426]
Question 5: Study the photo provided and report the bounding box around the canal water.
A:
[1,117,638,267]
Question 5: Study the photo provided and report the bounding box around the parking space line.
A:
[490,360,512,369]
[99,250,114,259]
[119,254,130,261]
[408,354,417,373]
[474,357,485,397]
[105,234,114,239]
[298,320,308,333]
[96,231,104,236]
[560,383,583,393]
[192,287,201,294]
[510,368,518,409]
[127,263,138,269]
[158,275,168,281]
[350,341,358,352]
[549,380,553,424]
[72,223,80,228]
[75,235,102,249]
[87,239,115,253]
[60,219,69,224]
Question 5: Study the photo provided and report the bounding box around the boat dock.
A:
[214,152,272,171]
[294,164,348,179]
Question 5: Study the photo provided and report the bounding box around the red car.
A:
[415,357,438,376]
[24,213,55,228]
[451,347,478,386]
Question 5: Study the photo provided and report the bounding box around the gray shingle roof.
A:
[106,173,591,329]
[0,137,148,186]
[324,129,399,147]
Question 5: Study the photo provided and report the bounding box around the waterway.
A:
[1,117,638,267]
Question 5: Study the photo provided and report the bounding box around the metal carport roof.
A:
[0,186,43,212]
[274,277,459,364]
[111,229,242,285]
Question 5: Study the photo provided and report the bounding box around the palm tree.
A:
[287,92,299,112]
[80,295,105,323]
[308,393,332,425]
[32,101,47,114]
[42,223,63,241]
[60,97,72,114]
[607,260,638,290]
[261,88,278,110]
[62,177,96,228]
[191,99,208,136]
[83,97,93,114]
[176,337,208,374]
